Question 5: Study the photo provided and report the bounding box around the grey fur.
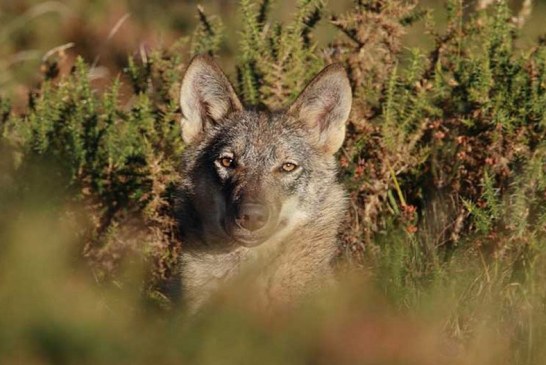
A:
[177,55,352,311]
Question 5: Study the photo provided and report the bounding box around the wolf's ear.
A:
[288,64,352,154]
[179,55,243,144]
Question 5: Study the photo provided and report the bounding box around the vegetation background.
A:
[2,0,546,364]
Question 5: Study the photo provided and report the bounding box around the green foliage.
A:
[191,6,225,56]
[3,51,184,283]
[237,0,324,107]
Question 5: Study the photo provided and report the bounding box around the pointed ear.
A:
[288,64,352,155]
[179,55,243,144]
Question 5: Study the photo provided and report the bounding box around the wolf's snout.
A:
[235,203,270,231]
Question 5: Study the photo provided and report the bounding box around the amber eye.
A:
[281,162,297,172]
[219,156,235,168]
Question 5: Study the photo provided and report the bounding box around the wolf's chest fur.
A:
[175,55,351,311]
[180,216,341,310]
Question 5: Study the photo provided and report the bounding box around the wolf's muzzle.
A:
[235,203,270,232]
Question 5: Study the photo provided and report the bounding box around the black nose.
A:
[235,203,270,231]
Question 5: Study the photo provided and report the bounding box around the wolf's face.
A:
[178,56,351,249]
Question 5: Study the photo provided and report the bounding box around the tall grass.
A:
[2,198,546,364]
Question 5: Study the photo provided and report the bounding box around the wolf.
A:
[176,55,352,311]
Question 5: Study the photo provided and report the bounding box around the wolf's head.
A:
[177,55,351,250]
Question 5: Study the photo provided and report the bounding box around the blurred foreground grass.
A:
[2,188,546,364]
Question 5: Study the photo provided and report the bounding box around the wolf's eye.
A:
[220,157,234,168]
[281,162,297,172]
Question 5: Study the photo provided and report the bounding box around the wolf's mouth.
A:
[224,213,287,248]
[223,218,276,248]
[229,227,271,247]
[232,235,264,247]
